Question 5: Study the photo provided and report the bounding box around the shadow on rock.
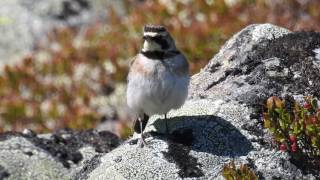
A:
[150,115,253,157]
[162,134,204,178]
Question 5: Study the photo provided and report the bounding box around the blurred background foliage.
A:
[1,0,320,138]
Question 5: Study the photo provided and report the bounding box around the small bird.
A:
[126,24,190,147]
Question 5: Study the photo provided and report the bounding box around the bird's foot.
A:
[165,123,169,136]
[138,134,147,148]
[164,113,170,136]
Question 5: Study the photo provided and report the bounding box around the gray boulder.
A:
[0,0,124,68]
[0,129,120,180]
[77,24,320,180]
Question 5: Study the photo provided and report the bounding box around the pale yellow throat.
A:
[142,40,162,51]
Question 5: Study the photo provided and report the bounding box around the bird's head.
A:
[141,24,177,53]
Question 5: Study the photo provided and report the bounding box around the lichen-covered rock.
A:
[86,100,255,180]
[82,100,308,180]
[76,24,320,179]
[190,23,320,109]
[0,129,120,180]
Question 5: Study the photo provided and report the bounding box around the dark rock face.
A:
[0,165,10,179]
[52,129,121,154]
[191,29,320,112]
[72,154,103,180]
[0,129,120,168]
[246,32,320,98]
[232,31,320,111]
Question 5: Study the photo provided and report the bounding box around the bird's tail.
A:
[133,114,149,133]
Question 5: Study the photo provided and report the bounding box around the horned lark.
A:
[126,25,190,147]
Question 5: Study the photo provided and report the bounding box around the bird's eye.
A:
[143,36,154,41]
[153,36,162,41]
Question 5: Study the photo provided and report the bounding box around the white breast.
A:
[127,54,189,116]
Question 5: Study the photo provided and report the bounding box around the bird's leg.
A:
[138,118,147,148]
[165,113,169,135]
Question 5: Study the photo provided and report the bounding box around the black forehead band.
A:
[144,25,166,32]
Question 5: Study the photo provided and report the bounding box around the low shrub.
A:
[263,96,320,156]
[222,161,258,180]
[0,29,119,132]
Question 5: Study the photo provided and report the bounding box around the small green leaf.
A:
[292,122,301,135]
[306,125,316,134]
[275,108,283,114]
[311,98,318,109]
[264,119,271,128]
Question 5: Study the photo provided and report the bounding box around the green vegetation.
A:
[222,161,258,180]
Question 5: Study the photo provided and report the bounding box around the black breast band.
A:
[141,50,180,59]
